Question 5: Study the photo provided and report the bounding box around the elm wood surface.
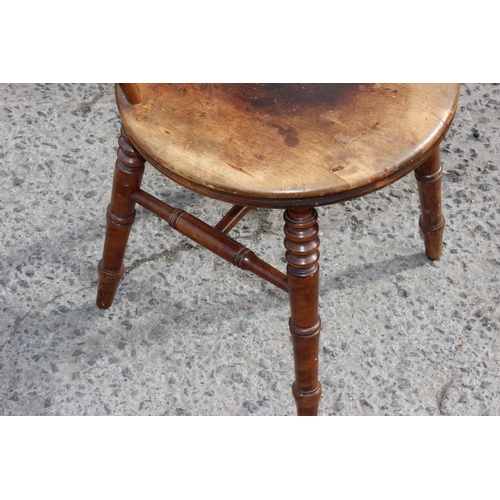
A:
[96,83,460,415]
[116,83,460,207]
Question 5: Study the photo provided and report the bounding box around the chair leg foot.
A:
[284,207,322,416]
[292,384,322,416]
[290,320,322,416]
[97,260,125,309]
[418,217,445,261]
[96,126,145,309]
[415,147,445,260]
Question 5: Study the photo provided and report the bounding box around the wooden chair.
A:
[96,83,460,415]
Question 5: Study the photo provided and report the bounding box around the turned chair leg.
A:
[96,126,145,309]
[284,207,322,416]
[415,147,445,260]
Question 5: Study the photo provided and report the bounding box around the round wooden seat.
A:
[117,83,460,207]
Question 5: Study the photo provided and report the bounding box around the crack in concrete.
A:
[250,208,275,243]
[125,241,196,274]
[77,85,113,114]
[437,377,456,415]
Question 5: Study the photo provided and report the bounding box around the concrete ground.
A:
[0,83,499,416]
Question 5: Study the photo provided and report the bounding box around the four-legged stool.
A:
[96,83,460,415]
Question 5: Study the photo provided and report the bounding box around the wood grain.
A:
[116,83,460,207]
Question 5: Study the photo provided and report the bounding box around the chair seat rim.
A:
[124,135,442,208]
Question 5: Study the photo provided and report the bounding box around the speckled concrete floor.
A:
[0,83,499,416]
